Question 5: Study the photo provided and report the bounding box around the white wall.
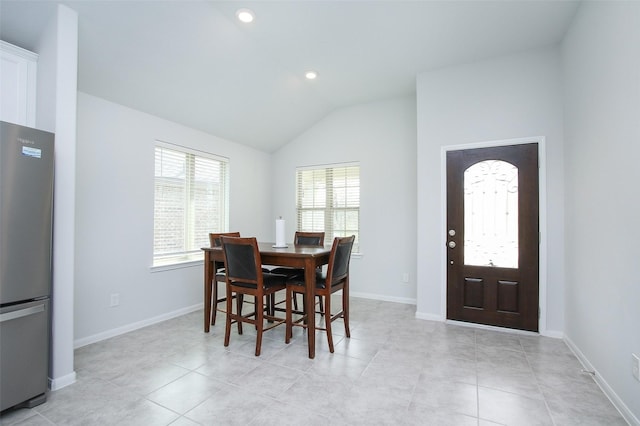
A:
[415,47,566,335]
[562,2,640,422]
[271,96,417,304]
[74,92,272,344]
[34,4,78,391]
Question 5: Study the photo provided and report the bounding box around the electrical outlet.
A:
[110,293,120,307]
[402,272,409,283]
[633,353,640,382]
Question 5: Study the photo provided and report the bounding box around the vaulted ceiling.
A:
[0,1,580,152]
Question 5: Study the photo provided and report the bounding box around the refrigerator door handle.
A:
[0,304,45,323]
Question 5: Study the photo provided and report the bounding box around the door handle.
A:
[0,304,45,323]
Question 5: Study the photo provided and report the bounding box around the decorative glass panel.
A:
[464,160,518,268]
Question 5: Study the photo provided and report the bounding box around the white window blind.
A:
[296,163,360,250]
[153,143,228,266]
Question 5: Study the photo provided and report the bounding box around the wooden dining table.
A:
[201,242,331,359]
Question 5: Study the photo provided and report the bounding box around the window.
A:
[464,160,519,268]
[153,142,228,266]
[296,163,360,250]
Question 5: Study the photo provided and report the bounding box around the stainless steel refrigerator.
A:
[0,121,54,411]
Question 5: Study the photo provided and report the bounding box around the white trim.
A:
[350,291,416,306]
[540,329,564,339]
[152,143,230,268]
[415,311,444,322]
[296,160,359,171]
[73,303,201,349]
[48,371,76,391]
[0,40,38,127]
[155,139,229,163]
[150,258,203,273]
[0,40,38,60]
[564,337,640,426]
[440,137,548,332]
[295,163,361,251]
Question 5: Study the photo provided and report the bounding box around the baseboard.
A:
[350,291,416,305]
[540,329,564,339]
[564,336,640,426]
[48,371,76,391]
[73,303,201,349]
[415,311,444,321]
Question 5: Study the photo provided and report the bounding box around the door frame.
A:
[440,136,548,334]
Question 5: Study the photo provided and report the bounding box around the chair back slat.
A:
[294,231,325,247]
[209,231,240,247]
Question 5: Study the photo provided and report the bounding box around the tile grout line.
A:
[474,329,481,426]
[521,336,558,426]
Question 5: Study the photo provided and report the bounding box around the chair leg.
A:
[301,294,308,325]
[293,292,322,315]
[255,294,265,356]
[224,287,232,347]
[211,280,218,325]
[249,295,261,331]
[237,293,243,334]
[324,293,334,353]
[342,288,350,338]
[268,293,275,323]
[285,287,293,344]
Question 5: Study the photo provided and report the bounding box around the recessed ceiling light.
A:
[236,8,255,23]
[305,71,318,80]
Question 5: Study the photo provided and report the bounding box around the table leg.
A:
[204,252,212,333]
[304,257,316,358]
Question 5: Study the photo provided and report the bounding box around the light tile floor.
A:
[0,297,628,425]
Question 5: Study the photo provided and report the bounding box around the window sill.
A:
[150,257,203,273]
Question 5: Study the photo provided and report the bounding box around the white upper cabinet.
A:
[1,40,38,127]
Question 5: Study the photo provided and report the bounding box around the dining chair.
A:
[270,231,325,313]
[293,231,326,246]
[208,232,241,326]
[285,235,355,353]
[220,236,287,356]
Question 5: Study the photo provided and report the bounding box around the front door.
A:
[446,143,539,331]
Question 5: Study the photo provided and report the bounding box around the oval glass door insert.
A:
[464,160,518,268]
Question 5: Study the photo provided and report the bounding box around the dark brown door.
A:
[447,143,539,332]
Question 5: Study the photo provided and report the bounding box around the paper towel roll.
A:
[275,218,286,247]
